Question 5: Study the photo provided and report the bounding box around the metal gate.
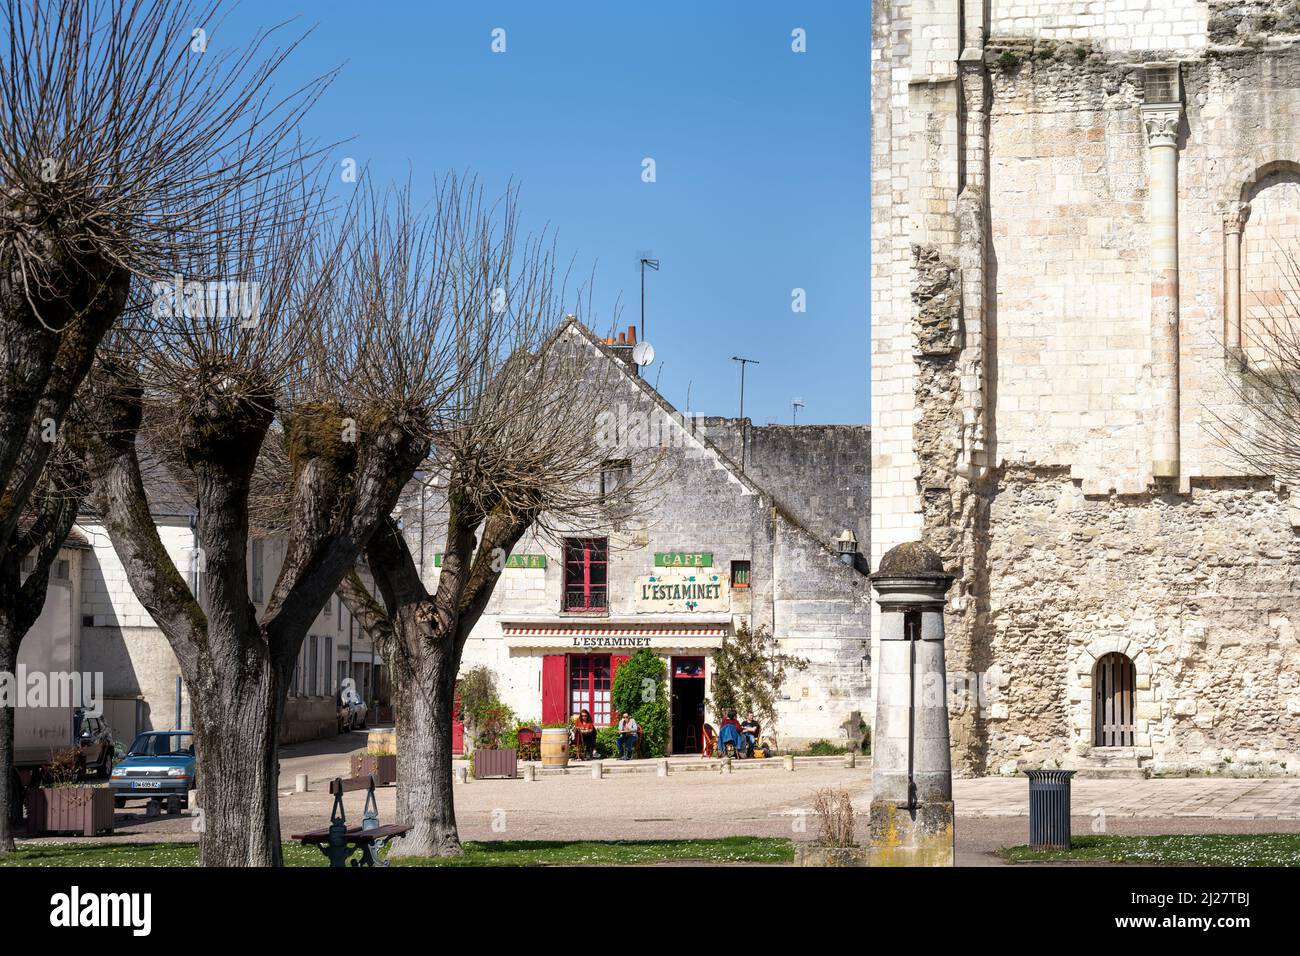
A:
[1093,652,1135,746]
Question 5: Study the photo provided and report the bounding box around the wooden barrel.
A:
[540,728,569,769]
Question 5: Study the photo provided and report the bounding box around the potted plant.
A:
[470,700,518,779]
[794,787,869,866]
[26,748,115,837]
[350,742,397,786]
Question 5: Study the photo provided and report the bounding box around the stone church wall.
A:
[873,1,1300,776]
[983,467,1300,775]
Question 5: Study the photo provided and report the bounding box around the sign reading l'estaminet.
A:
[633,572,728,613]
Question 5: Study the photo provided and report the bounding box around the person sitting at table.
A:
[572,710,597,760]
[616,711,639,760]
[717,709,744,757]
[740,712,761,757]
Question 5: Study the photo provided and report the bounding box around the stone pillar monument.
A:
[868,541,955,866]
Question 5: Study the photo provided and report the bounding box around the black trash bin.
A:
[1025,769,1076,850]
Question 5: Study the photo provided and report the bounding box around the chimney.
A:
[605,327,638,375]
[627,325,637,344]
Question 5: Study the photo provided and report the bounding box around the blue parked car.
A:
[109,731,195,811]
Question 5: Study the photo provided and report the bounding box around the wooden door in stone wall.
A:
[1093,652,1136,747]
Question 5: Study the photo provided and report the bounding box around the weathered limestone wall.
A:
[695,419,871,552]
[985,46,1300,493]
[873,2,1300,775]
[984,467,1300,775]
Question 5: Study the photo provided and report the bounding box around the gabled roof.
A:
[552,316,864,573]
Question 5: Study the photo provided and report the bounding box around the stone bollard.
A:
[455,766,469,784]
[294,773,310,793]
[783,754,795,772]
[656,759,669,778]
[843,753,856,769]
[522,764,536,782]
[722,757,733,775]
[591,760,603,780]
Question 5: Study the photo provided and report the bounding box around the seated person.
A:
[717,709,744,756]
[701,723,716,758]
[616,712,639,760]
[740,713,761,756]
[571,710,597,759]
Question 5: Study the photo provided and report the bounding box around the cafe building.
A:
[412,319,872,752]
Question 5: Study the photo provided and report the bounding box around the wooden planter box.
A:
[350,753,397,786]
[472,748,518,779]
[794,844,870,867]
[27,786,115,837]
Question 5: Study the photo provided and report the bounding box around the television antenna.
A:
[792,397,805,425]
[731,355,760,473]
[637,253,660,343]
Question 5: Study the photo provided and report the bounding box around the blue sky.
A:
[217,1,869,424]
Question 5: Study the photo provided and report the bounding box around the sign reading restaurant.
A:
[633,572,728,613]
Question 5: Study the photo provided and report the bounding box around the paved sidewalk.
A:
[951,776,1300,820]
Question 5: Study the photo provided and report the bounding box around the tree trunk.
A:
[0,618,18,853]
[191,664,287,867]
[390,631,462,858]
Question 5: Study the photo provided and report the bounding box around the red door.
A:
[542,654,568,723]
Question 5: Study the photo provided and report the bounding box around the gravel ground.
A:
[20,732,1300,867]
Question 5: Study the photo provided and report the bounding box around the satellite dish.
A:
[632,340,655,367]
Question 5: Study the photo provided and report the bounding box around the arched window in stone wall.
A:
[1225,161,1300,356]
[1093,652,1135,747]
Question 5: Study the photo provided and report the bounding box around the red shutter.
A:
[610,654,631,724]
[542,654,568,723]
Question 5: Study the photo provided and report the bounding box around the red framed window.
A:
[563,537,609,612]
[569,654,612,725]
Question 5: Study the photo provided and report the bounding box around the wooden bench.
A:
[291,774,410,868]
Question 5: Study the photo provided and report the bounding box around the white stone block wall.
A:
[78,521,194,629]
[991,0,1209,52]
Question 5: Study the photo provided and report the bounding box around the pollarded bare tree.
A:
[0,0,328,852]
[84,174,503,866]
[337,208,669,858]
[1211,250,1300,489]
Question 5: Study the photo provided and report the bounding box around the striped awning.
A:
[501,621,729,651]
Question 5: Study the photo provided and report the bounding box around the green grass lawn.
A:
[0,836,793,868]
[1002,833,1300,867]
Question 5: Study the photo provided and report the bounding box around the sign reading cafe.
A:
[633,572,728,613]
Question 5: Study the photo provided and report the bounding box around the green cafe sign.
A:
[432,553,546,569]
[654,552,712,568]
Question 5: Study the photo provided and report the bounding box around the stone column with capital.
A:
[867,542,955,867]
[1141,99,1183,480]
[1224,201,1251,352]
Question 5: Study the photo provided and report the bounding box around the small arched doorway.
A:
[1093,652,1136,747]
